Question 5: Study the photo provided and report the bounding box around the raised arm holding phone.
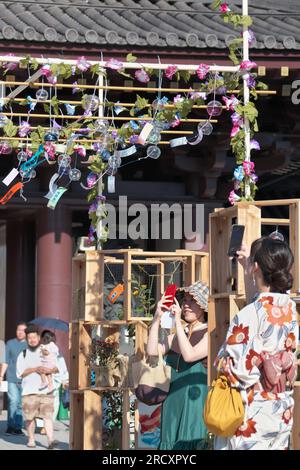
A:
[147,281,209,450]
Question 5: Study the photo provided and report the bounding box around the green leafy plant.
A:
[131,276,156,317]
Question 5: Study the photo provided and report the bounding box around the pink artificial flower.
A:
[76,146,86,158]
[52,119,62,132]
[196,64,210,80]
[231,112,244,127]
[165,65,178,80]
[251,173,258,184]
[135,69,150,83]
[105,58,123,71]
[220,3,231,13]
[41,65,52,78]
[230,125,240,138]
[228,190,240,205]
[3,53,18,71]
[242,30,256,46]
[243,161,255,176]
[173,94,184,104]
[170,117,181,128]
[76,56,90,72]
[47,74,57,85]
[18,121,31,138]
[222,95,239,111]
[26,149,33,158]
[44,143,56,160]
[240,60,257,71]
[250,139,260,151]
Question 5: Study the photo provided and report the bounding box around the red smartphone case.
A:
[163,284,177,308]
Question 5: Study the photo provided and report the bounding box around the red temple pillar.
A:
[36,206,72,366]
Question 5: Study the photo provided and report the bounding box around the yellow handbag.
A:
[203,363,245,437]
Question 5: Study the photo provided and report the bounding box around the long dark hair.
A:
[250,237,294,293]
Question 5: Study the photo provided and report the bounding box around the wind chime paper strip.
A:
[107,175,115,193]
[138,123,153,145]
[47,187,68,210]
[44,172,60,200]
[2,168,19,186]
[0,182,23,205]
[115,145,137,158]
[169,137,188,148]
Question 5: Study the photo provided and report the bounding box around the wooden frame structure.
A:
[208,199,300,450]
[70,248,209,450]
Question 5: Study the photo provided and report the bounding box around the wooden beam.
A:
[72,258,85,321]
[236,205,261,296]
[156,261,165,301]
[69,390,103,450]
[292,382,300,450]
[124,252,132,321]
[85,251,103,321]
[289,202,300,294]
[69,322,91,390]
[244,199,300,207]
[185,253,196,286]
[261,218,290,226]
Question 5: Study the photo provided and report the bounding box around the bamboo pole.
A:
[0,112,216,123]
[0,136,174,145]
[0,80,275,95]
[243,0,251,199]
[11,126,196,135]
[96,72,104,247]
[1,92,275,106]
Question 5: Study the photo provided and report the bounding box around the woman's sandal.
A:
[26,442,36,448]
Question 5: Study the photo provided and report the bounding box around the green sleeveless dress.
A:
[158,349,208,450]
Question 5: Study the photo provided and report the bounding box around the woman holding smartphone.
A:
[147,281,209,450]
[215,236,299,450]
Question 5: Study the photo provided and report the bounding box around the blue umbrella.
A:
[29,317,69,333]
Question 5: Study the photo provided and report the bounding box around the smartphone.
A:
[228,224,245,257]
[163,284,177,308]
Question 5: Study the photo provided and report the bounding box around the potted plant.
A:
[89,339,119,387]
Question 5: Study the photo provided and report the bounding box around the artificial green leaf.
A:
[256,81,268,90]
[211,0,221,10]
[87,188,98,202]
[3,120,18,138]
[180,70,192,83]
[37,126,46,139]
[50,96,60,115]
[135,95,149,110]
[126,53,137,63]
[43,104,50,114]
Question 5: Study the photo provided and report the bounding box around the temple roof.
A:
[0,0,300,50]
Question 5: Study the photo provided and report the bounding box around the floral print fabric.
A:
[214,293,299,450]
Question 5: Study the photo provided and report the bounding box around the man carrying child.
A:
[16,325,59,449]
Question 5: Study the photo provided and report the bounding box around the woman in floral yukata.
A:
[215,236,299,450]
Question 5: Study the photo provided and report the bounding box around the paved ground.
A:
[0,411,69,450]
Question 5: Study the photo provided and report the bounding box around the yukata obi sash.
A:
[252,349,297,394]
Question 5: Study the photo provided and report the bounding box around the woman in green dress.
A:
[147,281,209,450]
